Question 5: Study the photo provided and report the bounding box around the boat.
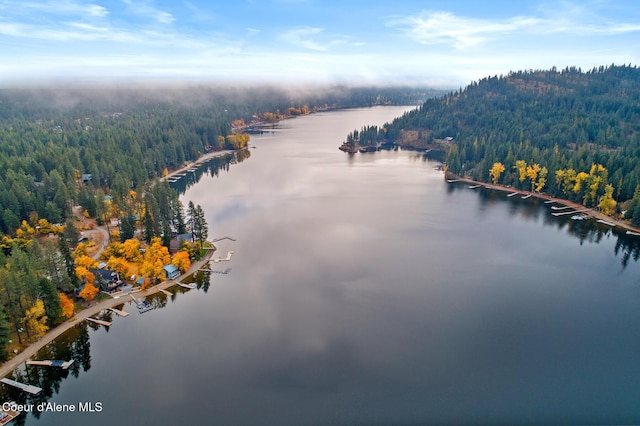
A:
[129,294,154,313]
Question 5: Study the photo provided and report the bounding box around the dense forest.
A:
[342,65,640,223]
[0,84,433,361]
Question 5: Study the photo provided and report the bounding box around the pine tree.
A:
[0,304,11,361]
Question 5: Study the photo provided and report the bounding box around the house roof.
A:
[163,264,179,274]
[90,268,117,282]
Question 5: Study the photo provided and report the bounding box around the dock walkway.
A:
[86,317,112,327]
[0,378,41,394]
[26,359,75,369]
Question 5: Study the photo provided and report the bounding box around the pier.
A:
[446,179,460,183]
[626,231,640,236]
[551,206,572,210]
[199,267,231,274]
[26,359,75,369]
[160,289,173,296]
[521,194,532,199]
[86,317,112,327]
[177,282,197,289]
[211,236,236,242]
[468,184,481,189]
[552,209,589,217]
[108,308,129,317]
[0,378,42,394]
[213,251,234,263]
[507,192,519,197]
[596,219,616,227]
[544,200,556,204]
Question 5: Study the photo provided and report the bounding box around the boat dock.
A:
[160,289,173,296]
[213,251,234,263]
[0,378,42,395]
[507,192,519,197]
[177,282,197,289]
[26,359,75,369]
[552,209,589,217]
[544,200,556,204]
[200,267,231,274]
[521,194,532,199]
[211,236,236,242]
[626,231,640,236]
[108,308,129,317]
[446,179,460,183]
[86,317,112,327]
[596,219,616,227]
[468,184,481,189]
[551,206,572,210]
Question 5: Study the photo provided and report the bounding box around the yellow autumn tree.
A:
[598,184,617,215]
[139,238,171,283]
[514,160,527,183]
[488,162,506,184]
[75,266,95,285]
[106,256,132,277]
[78,282,99,301]
[162,168,169,177]
[172,251,191,273]
[526,163,541,191]
[25,300,49,340]
[123,238,142,262]
[59,293,74,318]
[535,167,548,192]
[75,254,98,269]
[73,243,89,258]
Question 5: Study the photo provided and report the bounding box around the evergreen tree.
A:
[0,304,11,362]
[193,205,209,245]
[38,277,62,327]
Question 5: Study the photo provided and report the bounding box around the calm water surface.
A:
[11,106,640,425]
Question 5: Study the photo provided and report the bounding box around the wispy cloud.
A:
[388,9,640,49]
[1,0,109,18]
[279,27,328,51]
[122,0,175,24]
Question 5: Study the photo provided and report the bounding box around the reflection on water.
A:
[169,149,251,195]
[9,107,640,425]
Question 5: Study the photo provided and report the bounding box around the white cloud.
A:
[279,27,327,51]
[122,0,175,24]
[3,1,109,18]
[388,9,640,49]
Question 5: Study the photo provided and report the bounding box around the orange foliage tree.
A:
[59,293,74,318]
[123,238,142,262]
[78,282,99,301]
[75,266,94,285]
[75,255,98,269]
[172,251,191,273]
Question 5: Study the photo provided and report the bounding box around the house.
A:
[163,264,180,280]
[90,268,123,292]
[170,233,194,253]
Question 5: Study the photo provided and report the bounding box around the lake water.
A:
[8,106,640,425]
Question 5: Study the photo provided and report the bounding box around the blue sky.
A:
[1,0,639,86]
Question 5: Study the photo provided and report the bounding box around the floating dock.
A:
[551,206,572,210]
[626,231,640,236]
[177,282,197,289]
[468,184,481,189]
[507,192,519,197]
[544,200,556,204]
[86,317,112,327]
[160,289,173,296]
[446,179,460,183]
[552,209,589,217]
[0,378,42,395]
[213,251,234,263]
[211,236,236,242]
[108,308,129,317]
[200,267,231,275]
[26,359,75,369]
[596,219,616,227]
[521,194,532,199]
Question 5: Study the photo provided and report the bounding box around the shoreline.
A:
[445,171,640,235]
[160,149,238,182]
[0,249,215,380]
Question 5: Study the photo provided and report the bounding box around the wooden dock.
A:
[468,184,481,189]
[213,251,234,263]
[0,378,42,394]
[200,267,231,275]
[544,200,556,204]
[446,179,460,183]
[552,209,589,217]
[108,308,129,317]
[26,359,75,369]
[86,317,112,327]
[596,219,616,227]
[177,282,197,289]
[211,236,236,242]
[507,192,519,197]
[551,206,572,210]
[160,289,173,296]
[521,194,532,199]
[626,231,640,236]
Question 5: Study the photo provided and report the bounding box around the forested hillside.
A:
[342,65,640,221]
